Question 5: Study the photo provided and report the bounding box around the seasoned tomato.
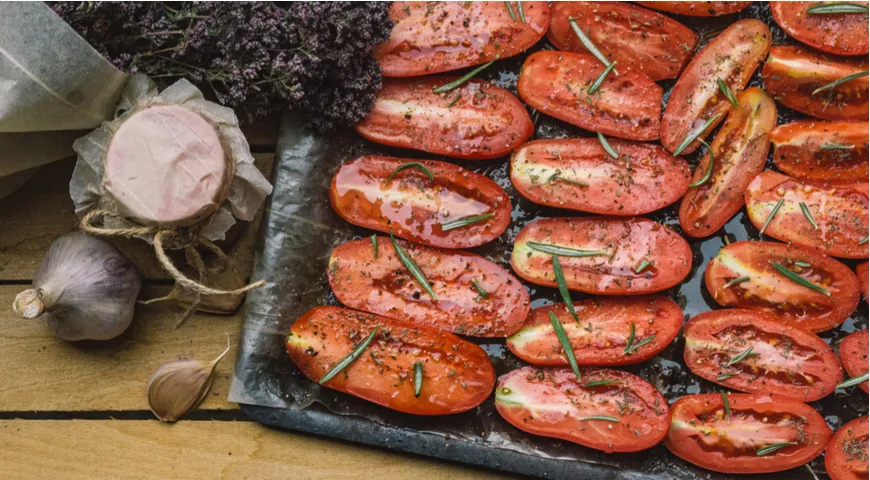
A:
[661,19,771,155]
[547,2,698,81]
[770,1,869,56]
[516,51,661,141]
[666,393,831,474]
[762,45,869,121]
[355,77,533,160]
[375,2,549,77]
[679,88,776,238]
[506,297,683,366]
[511,217,692,295]
[495,366,669,453]
[705,241,860,332]
[826,416,869,480]
[330,156,511,249]
[510,139,690,216]
[859,262,869,301]
[745,170,869,259]
[635,1,752,16]
[285,306,495,415]
[839,330,869,394]
[328,237,530,337]
[684,309,843,402]
[771,121,869,183]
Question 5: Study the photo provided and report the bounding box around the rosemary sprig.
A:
[799,202,819,230]
[597,132,618,159]
[441,213,495,231]
[547,171,590,187]
[578,415,620,422]
[673,114,722,156]
[812,70,869,95]
[447,93,462,107]
[527,242,610,257]
[757,442,797,456]
[504,1,516,20]
[860,236,869,245]
[717,79,739,108]
[553,256,579,322]
[433,57,499,93]
[717,373,735,381]
[568,17,616,71]
[723,276,750,289]
[836,372,869,389]
[773,262,830,296]
[624,323,655,355]
[588,61,617,95]
[319,326,380,384]
[371,234,379,259]
[390,233,438,300]
[549,311,581,380]
[806,2,869,15]
[820,143,855,151]
[634,259,651,274]
[414,361,423,397]
[472,278,488,298]
[688,139,715,188]
[386,162,434,184]
[584,380,622,388]
[726,346,755,366]
[720,391,731,423]
[517,0,527,22]
[759,198,784,236]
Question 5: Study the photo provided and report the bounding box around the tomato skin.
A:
[495,366,669,453]
[511,217,692,295]
[328,237,530,338]
[684,309,843,402]
[661,19,771,156]
[770,1,869,56]
[510,139,690,216]
[745,170,869,259]
[858,262,869,302]
[330,156,511,249]
[762,45,869,121]
[826,416,869,480]
[285,307,495,416]
[635,1,752,16]
[705,241,861,332]
[546,2,698,81]
[771,121,869,183]
[839,330,869,394]
[375,2,549,78]
[355,77,533,160]
[506,297,683,367]
[678,88,776,238]
[666,393,831,474]
[516,51,661,141]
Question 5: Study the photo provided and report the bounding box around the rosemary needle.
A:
[386,162,434,184]
[553,256,579,322]
[773,262,830,296]
[549,311,581,380]
[528,242,609,257]
[433,57,499,93]
[673,114,721,157]
[597,132,619,159]
[759,198,784,236]
[390,233,438,300]
[319,326,380,384]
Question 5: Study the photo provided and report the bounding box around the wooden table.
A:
[0,119,517,479]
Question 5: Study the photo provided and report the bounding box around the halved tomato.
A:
[666,393,831,474]
[330,156,511,249]
[506,297,683,366]
[546,2,698,81]
[516,51,661,141]
[771,121,869,183]
[839,330,869,394]
[678,87,776,238]
[859,262,869,301]
[511,217,692,295]
[826,416,869,480]
[684,309,843,402]
[495,366,669,453]
[510,138,690,215]
[770,1,869,56]
[705,241,860,332]
[328,237,530,337]
[762,45,869,121]
[745,170,869,259]
[355,77,533,160]
[285,306,495,415]
[635,1,752,16]
[374,2,549,78]
[661,19,771,156]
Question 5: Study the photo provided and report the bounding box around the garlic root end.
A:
[13,289,44,319]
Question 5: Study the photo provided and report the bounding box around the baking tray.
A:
[229,3,869,479]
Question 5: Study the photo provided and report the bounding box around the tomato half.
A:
[546,2,698,81]
[328,237,530,337]
[771,121,869,183]
[770,1,869,56]
[516,51,661,141]
[506,297,683,366]
[510,138,690,216]
[684,309,843,402]
[859,262,869,302]
[355,77,533,160]
[762,45,869,121]
[705,241,860,332]
[666,393,831,474]
[839,330,869,394]
[661,19,771,155]
[745,170,869,259]
[635,1,752,16]
[330,156,511,249]
[678,87,776,238]
[511,217,692,295]
[826,416,869,480]
[495,366,669,453]
[285,306,495,415]
[375,2,549,78]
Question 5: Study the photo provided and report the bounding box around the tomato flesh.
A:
[705,241,861,332]
[510,139,690,216]
[770,1,869,56]
[635,1,752,16]
[859,262,869,302]
[771,121,869,183]
[826,416,870,480]
[839,330,869,394]
[517,51,661,141]
[506,297,683,367]
[285,307,495,415]
[495,366,669,453]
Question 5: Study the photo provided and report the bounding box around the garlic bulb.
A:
[12,231,141,341]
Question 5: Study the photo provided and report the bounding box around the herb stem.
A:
[717,79,739,108]
[386,162,434,184]
[553,256,579,322]
[441,213,494,231]
[588,62,617,95]
[799,202,819,230]
[504,1,516,20]
[390,233,438,300]
[756,442,797,456]
[806,2,869,15]
[578,415,620,422]
[820,143,855,151]
[414,361,423,397]
[568,17,617,73]
[517,1,527,22]
[597,132,619,159]
[759,198,784,236]
[527,242,609,257]
[812,70,869,95]
[319,326,380,384]
[688,139,715,188]
[773,262,831,296]
[723,276,750,289]
[836,372,869,389]
[471,278,488,298]
[371,234,379,259]
[433,58,499,93]
[673,114,721,156]
[720,391,731,423]
[549,311,581,380]
[726,346,755,366]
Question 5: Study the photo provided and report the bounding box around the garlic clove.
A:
[147,335,230,422]
[13,289,44,319]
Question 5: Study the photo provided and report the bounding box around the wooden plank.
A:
[0,419,514,480]
[239,112,281,149]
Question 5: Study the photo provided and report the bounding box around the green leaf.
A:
[597,132,618,159]
[759,198,784,236]
[806,2,869,15]
[527,242,610,257]
[440,213,494,231]
[812,70,869,95]
[552,256,579,322]
[673,113,722,156]
[390,233,438,300]
[588,61,618,95]
[413,361,423,397]
[837,372,869,389]
[549,311,581,380]
[319,326,380,384]
[433,58,499,93]
[717,79,739,108]
[773,262,831,296]
[688,140,715,188]
[386,162,434,184]
[756,442,798,456]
